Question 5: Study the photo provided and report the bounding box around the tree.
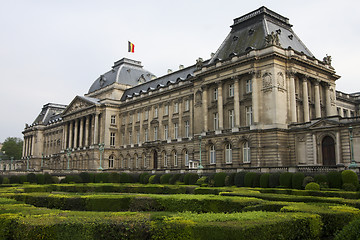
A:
[1,137,23,160]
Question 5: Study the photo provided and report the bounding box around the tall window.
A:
[164,105,169,115]
[214,112,219,130]
[145,109,149,120]
[174,123,179,138]
[173,151,178,166]
[136,131,140,144]
[225,144,232,163]
[185,99,190,111]
[246,106,253,126]
[135,154,139,168]
[243,141,251,163]
[143,154,147,168]
[128,156,131,169]
[184,150,189,166]
[185,121,190,138]
[110,132,116,146]
[137,112,140,122]
[154,126,158,140]
[163,152,168,167]
[122,115,126,125]
[164,125,168,139]
[111,115,116,125]
[129,131,132,144]
[214,88,218,100]
[210,145,216,164]
[129,114,132,123]
[174,102,179,113]
[154,107,158,118]
[145,129,149,142]
[229,110,234,128]
[229,84,234,97]
[122,133,125,145]
[109,155,114,168]
[121,157,125,168]
[246,79,252,93]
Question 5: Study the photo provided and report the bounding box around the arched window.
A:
[243,141,250,163]
[210,145,216,164]
[184,150,189,166]
[127,155,131,169]
[163,151,168,167]
[173,151,178,166]
[135,154,139,168]
[225,144,232,163]
[142,153,147,168]
[108,155,114,168]
[121,156,125,169]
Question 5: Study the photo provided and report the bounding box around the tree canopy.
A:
[1,137,23,160]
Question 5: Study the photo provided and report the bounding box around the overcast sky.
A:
[1,0,359,143]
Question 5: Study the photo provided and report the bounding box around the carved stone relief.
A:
[277,72,285,88]
[262,72,272,89]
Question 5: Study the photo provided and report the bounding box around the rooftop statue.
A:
[265,31,281,47]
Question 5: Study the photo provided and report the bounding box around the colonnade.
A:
[22,135,34,157]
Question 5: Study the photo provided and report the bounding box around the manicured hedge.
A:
[279,172,293,188]
[327,171,342,189]
[213,172,227,187]
[244,172,257,187]
[260,173,270,188]
[341,170,359,189]
[334,217,360,240]
[184,173,199,185]
[292,173,304,190]
[234,172,247,187]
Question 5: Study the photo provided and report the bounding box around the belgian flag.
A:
[128,41,135,53]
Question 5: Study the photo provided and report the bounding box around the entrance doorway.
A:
[322,136,336,166]
[153,150,158,169]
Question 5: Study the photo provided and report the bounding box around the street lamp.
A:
[98,143,105,170]
[348,127,357,169]
[66,148,71,170]
[198,135,204,169]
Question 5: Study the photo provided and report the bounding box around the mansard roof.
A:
[209,6,313,64]
[88,58,156,94]
[32,103,67,126]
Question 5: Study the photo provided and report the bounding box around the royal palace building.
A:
[20,7,360,174]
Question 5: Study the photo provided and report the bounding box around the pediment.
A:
[62,96,98,116]
[308,119,341,129]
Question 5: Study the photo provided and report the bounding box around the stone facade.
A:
[19,7,360,174]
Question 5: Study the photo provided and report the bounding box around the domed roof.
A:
[88,58,155,94]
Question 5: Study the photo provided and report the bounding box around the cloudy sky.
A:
[1,0,359,143]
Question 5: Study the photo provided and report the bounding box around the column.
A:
[79,117,84,148]
[69,121,73,149]
[234,77,240,127]
[85,116,89,147]
[93,114,99,145]
[336,131,341,164]
[178,100,182,138]
[202,87,208,132]
[74,119,78,149]
[217,83,224,130]
[313,134,317,164]
[30,136,34,156]
[22,137,26,158]
[288,71,297,122]
[251,71,259,124]
[302,76,310,122]
[62,123,68,150]
[325,83,332,117]
[314,80,321,118]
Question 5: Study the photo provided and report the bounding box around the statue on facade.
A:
[196,57,203,70]
[323,54,332,65]
[265,31,281,47]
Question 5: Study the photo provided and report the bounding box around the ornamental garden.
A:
[0,170,360,239]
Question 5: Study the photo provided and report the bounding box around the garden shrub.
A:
[26,173,37,183]
[19,175,27,184]
[327,171,342,189]
[213,172,227,187]
[139,172,149,184]
[302,176,314,188]
[234,172,247,187]
[108,172,120,183]
[196,176,207,186]
[129,173,139,183]
[260,173,270,188]
[342,183,357,192]
[9,175,20,184]
[51,176,59,184]
[225,173,235,186]
[334,217,360,240]
[149,175,161,184]
[119,173,131,183]
[94,173,109,183]
[252,173,261,188]
[269,172,280,188]
[305,182,320,191]
[341,170,359,189]
[184,173,199,185]
[292,173,304,190]
[0,175,3,184]
[79,172,91,183]
[244,172,257,187]
[143,174,151,184]
[44,173,53,184]
[314,174,327,185]
[2,177,9,184]
[160,174,172,184]
[279,172,293,188]
[36,174,45,184]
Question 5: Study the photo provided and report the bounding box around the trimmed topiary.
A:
[9,175,20,184]
[51,176,59,184]
[196,176,207,185]
[44,173,53,184]
[302,176,314,188]
[19,175,27,184]
[341,170,359,189]
[252,173,261,187]
[269,173,280,188]
[0,175,3,184]
[244,172,257,187]
[79,172,91,183]
[225,173,236,186]
[94,173,109,183]
[314,174,328,188]
[139,173,150,184]
[292,173,305,189]
[305,182,320,191]
[27,173,37,183]
[260,173,270,188]
[184,173,199,185]
[149,174,161,184]
[160,174,172,184]
[36,174,45,184]
[342,183,357,192]
[119,173,131,183]
[3,177,10,184]
[213,172,227,187]
[279,172,293,188]
[327,171,342,189]
[234,172,247,187]
[334,217,360,240]
[109,172,121,183]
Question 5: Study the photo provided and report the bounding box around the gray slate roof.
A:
[32,103,67,126]
[209,6,313,64]
[88,58,156,94]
